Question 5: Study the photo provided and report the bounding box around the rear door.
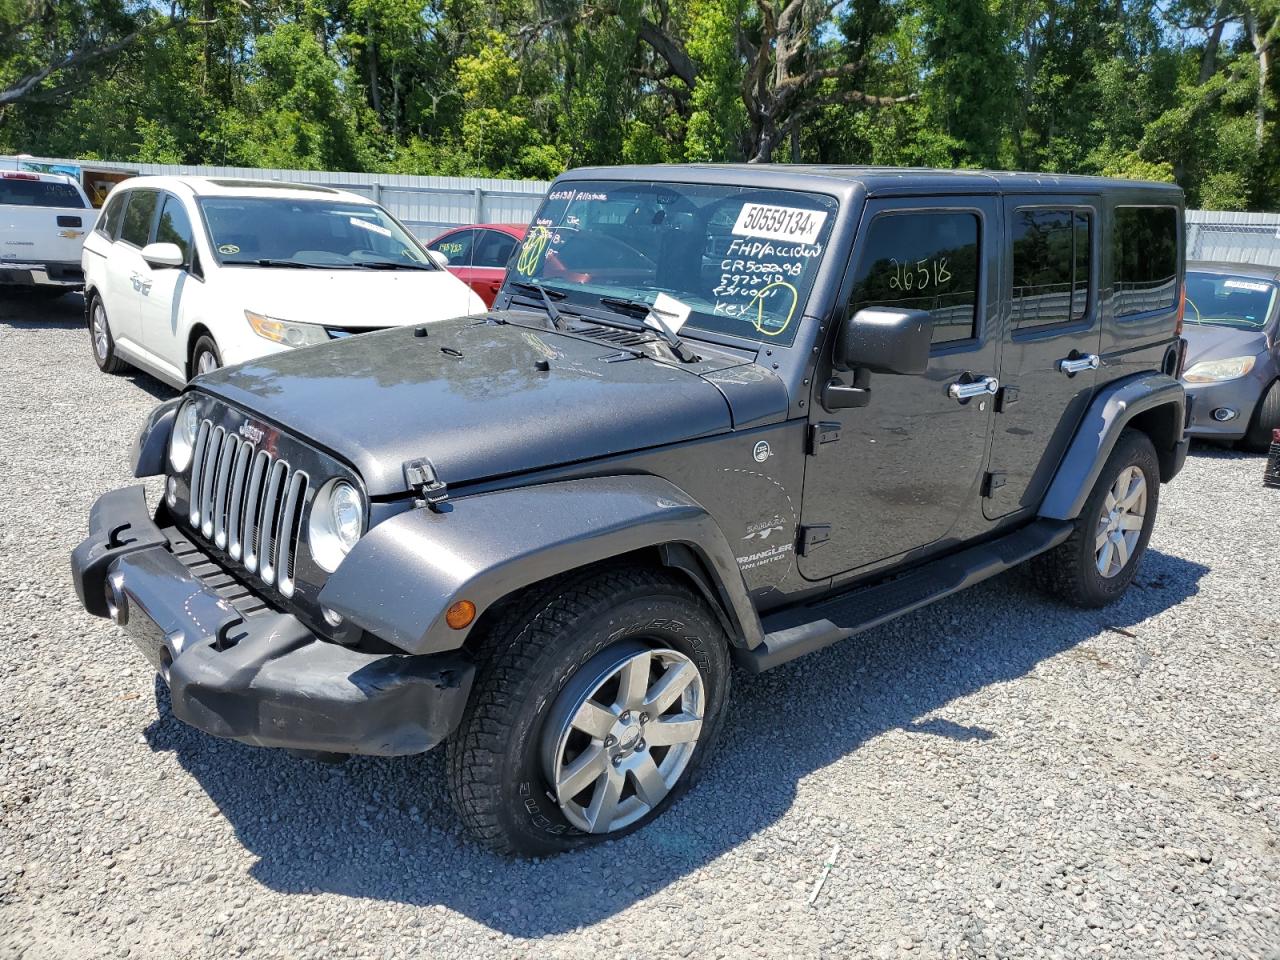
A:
[984,196,1102,519]
[469,229,519,306]
[799,196,1002,580]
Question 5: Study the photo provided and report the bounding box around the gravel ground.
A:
[1,292,1277,960]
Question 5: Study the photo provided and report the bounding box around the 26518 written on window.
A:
[1012,209,1091,328]
[849,212,981,345]
[1115,207,1179,316]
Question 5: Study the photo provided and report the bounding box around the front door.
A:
[137,193,197,377]
[106,189,160,348]
[983,197,1103,519]
[799,197,1002,581]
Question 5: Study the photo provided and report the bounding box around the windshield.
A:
[198,197,433,269]
[1185,271,1276,330]
[511,180,838,346]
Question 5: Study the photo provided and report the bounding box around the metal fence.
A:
[1,154,551,242]
[1186,210,1280,267]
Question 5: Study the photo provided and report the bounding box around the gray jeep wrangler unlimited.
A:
[72,165,1189,856]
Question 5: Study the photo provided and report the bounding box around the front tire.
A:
[446,566,732,857]
[1030,429,1160,608]
[1242,380,1280,452]
[89,294,127,374]
[190,334,221,380]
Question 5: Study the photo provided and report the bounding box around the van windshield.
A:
[511,180,838,346]
[198,197,434,269]
[1185,271,1276,330]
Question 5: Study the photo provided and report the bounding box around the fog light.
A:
[322,606,344,628]
[165,475,177,507]
[445,600,476,630]
[1212,407,1238,422]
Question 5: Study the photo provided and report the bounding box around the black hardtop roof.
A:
[1187,259,1280,280]
[558,163,1184,200]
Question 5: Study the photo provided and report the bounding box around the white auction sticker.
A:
[646,292,693,334]
[350,217,392,238]
[1224,279,1270,293]
[732,203,827,244]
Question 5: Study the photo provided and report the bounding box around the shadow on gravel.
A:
[142,546,1208,936]
[0,291,177,402]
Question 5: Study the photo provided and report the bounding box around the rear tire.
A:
[89,294,127,374]
[190,335,221,381]
[1030,429,1159,608]
[1242,380,1280,453]
[446,566,732,857]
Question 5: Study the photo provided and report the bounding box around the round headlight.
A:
[169,400,199,472]
[308,480,365,573]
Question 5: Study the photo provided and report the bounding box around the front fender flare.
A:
[131,397,182,478]
[318,476,762,655]
[1039,372,1186,521]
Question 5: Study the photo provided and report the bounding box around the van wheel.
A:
[446,567,732,857]
[190,335,221,380]
[1030,429,1159,608]
[89,295,127,374]
[1242,381,1280,452]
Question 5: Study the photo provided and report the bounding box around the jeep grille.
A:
[187,418,309,598]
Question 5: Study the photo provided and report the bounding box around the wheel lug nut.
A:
[604,735,616,747]
[636,740,646,752]
[620,711,631,722]
[611,756,622,766]
[639,713,649,724]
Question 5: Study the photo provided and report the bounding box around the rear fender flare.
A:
[318,475,763,655]
[1039,372,1186,521]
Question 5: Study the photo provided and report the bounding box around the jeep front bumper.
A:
[70,486,474,756]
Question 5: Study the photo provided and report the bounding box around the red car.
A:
[426,223,526,307]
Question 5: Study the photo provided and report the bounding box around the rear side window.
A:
[0,177,87,208]
[120,191,158,247]
[156,195,194,265]
[97,192,127,239]
[1012,209,1091,329]
[474,230,517,268]
[1115,206,1179,316]
[428,229,476,264]
[849,211,981,345]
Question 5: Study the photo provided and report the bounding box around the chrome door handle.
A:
[948,376,999,400]
[1058,354,1100,375]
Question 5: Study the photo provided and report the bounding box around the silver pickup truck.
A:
[0,170,95,295]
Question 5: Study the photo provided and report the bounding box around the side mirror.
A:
[141,242,185,269]
[834,307,933,375]
[427,250,449,268]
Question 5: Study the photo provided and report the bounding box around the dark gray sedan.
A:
[1182,261,1280,450]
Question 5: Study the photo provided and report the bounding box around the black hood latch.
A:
[404,457,449,512]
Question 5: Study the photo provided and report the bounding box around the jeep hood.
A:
[196,317,780,496]
[1182,323,1270,365]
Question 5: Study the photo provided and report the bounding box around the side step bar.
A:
[736,519,1074,673]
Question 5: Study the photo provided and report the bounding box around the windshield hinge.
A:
[404,457,449,512]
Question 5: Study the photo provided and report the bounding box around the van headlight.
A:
[1183,356,1256,383]
[245,310,329,347]
[308,479,365,572]
[168,400,200,472]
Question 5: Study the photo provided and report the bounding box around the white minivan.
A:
[82,176,485,385]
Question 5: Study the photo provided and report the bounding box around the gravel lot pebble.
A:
[1,293,1277,960]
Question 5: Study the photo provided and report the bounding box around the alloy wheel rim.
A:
[92,304,108,360]
[196,350,218,375]
[1095,465,1146,578]
[541,643,705,835]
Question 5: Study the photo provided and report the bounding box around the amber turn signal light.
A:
[445,600,476,630]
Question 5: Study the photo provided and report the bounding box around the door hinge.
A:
[806,422,842,455]
[797,524,831,555]
[982,472,1007,498]
[404,457,449,512]
[995,385,1019,413]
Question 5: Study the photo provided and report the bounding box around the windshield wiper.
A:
[510,280,566,330]
[351,260,432,270]
[598,295,699,363]
[222,258,350,269]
